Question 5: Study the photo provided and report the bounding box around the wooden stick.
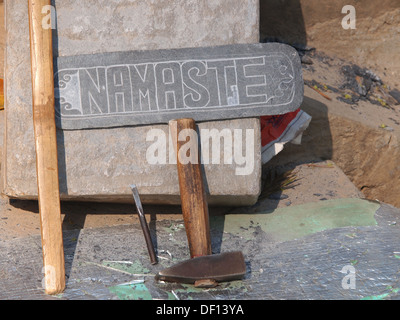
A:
[310,86,332,101]
[28,0,65,295]
[170,119,211,258]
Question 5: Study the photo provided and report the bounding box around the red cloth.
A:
[260,109,301,147]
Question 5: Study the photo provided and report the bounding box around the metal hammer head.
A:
[155,251,246,286]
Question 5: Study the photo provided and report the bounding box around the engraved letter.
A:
[155,62,184,110]
[182,61,210,108]
[107,65,133,113]
[130,63,157,111]
[235,57,267,105]
[79,67,108,115]
[206,59,236,106]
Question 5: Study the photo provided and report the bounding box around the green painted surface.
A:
[361,292,390,300]
[361,287,400,300]
[109,283,153,300]
[350,259,359,266]
[214,199,379,242]
[109,281,249,300]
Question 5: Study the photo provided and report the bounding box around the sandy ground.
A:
[0,159,364,241]
[0,2,399,241]
[260,0,400,89]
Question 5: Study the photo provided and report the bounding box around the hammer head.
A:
[155,251,246,285]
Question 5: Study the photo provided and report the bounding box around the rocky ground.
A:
[274,48,400,208]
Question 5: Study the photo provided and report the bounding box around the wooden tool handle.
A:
[170,119,211,258]
[28,0,65,294]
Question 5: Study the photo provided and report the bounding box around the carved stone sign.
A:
[54,43,303,130]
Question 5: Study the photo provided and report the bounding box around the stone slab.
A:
[2,0,262,205]
[1,200,400,300]
[55,43,303,130]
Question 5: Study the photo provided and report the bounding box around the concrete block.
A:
[3,0,262,205]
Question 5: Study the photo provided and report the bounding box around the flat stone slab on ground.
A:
[2,0,262,205]
[1,199,399,300]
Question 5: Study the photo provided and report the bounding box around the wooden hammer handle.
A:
[28,0,65,294]
[170,119,211,258]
